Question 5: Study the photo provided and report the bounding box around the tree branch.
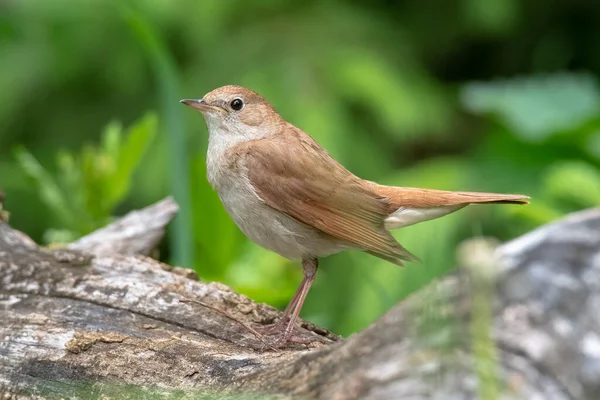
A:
[66,197,179,256]
[1,198,599,399]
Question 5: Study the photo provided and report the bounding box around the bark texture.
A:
[1,198,599,399]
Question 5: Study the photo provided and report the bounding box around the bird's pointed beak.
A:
[180,98,210,111]
[180,98,226,114]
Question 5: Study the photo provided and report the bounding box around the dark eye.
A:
[230,98,244,111]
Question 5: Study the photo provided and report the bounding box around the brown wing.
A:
[237,132,419,265]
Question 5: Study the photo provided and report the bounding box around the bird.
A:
[180,85,529,347]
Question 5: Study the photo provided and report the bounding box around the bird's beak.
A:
[180,98,222,113]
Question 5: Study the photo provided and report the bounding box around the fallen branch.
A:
[1,198,599,399]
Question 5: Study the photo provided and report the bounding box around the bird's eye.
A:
[230,98,244,111]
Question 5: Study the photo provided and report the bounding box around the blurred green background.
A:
[1,0,599,337]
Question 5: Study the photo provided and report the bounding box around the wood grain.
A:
[1,198,598,399]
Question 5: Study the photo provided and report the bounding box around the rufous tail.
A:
[362,183,529,262]
[369,184,529,213]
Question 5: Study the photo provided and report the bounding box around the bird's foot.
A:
[253,318,307,349]
[254,320,288,335]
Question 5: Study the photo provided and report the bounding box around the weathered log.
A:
[1,198,599,399]
[66,197,179,257]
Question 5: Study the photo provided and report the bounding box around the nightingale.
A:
[181,85,529,346]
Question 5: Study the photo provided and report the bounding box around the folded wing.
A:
[239,133,419,265]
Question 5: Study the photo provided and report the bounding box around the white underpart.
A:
[203,109,346,260]
[384,205,464,229]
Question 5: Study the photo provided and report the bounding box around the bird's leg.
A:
[255,257,317,336]
[254,257,319,347]
[255,280,303,334]
[276,277,304,324]
[273,257,318,346]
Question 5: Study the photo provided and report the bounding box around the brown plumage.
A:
[239,132,419,266]
[181,85,530,346]
[232,128,528,266]
[369,184,528,210]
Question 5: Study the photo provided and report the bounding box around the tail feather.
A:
[369,184,529,212]
[357,183,530,263]
[364,183,529,230]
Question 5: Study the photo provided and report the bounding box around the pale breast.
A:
[206,147,344,260]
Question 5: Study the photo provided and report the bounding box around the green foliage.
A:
[461,73,600,142]
[14,113,157,243]
[460,73,600,227]
[544,161,600,207]
[124,6,195,270]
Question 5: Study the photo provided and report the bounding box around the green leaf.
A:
[56,150,94,233]
[101,120,123,163]
[80,144,110,222]
[15,113,159,241]
[14,147,75,230]
[461,73,600,141]
[105,112,157,209]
